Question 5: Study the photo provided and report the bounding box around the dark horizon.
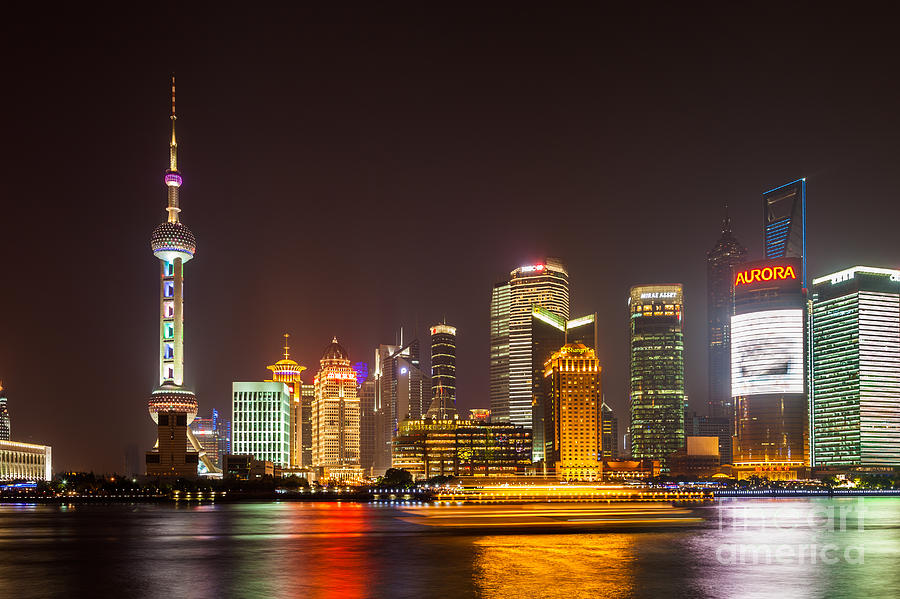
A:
[2,5,898,472]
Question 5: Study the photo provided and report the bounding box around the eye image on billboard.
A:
[731,309,804,396]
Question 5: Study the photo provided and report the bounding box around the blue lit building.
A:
[764,178,807,286]
[353,362,369,387]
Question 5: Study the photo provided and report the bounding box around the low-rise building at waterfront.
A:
[0,440,52,481]
[392,418,532,479]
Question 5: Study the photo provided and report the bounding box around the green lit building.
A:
[628,284,686,470]
[811,266,900,467]
[232,381,292,467]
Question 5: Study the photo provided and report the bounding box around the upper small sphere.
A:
[322,337,348,361]
[164,172,183,187]
[151,221,196,262]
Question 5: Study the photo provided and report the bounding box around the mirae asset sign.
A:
[734,265,797,286]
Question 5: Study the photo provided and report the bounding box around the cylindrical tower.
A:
[145,77,211,478]
[430,323,457,403]
[148,76,198,425]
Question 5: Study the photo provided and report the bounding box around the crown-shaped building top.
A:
[268,333,307,381]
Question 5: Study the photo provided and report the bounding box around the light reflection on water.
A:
[0,499,897,599]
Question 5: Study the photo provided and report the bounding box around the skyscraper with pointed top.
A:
[145,77,219,477]
[312,338,362,481]
[706,208,747,425]
[266,333,308,468]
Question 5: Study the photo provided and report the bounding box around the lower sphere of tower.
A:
[148,385,198,425]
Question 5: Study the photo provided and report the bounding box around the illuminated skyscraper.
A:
[811,267,900,467]
[764,178,807,286]
[426,323,458,420]
[731,258,808,479]
[145,77,218,477]
[601,400,618,460]
[490,259,570,427]
[530,306,565,463]
[544,343,603,480]
[189,412,221,468]
[629,285,686,471]
[300,383,314,465]
[359,378,376,473]
[266,334,308,467]
[232,381,291,466]
[312,338,362,480]
[0,382,9,442]
[532,310,599,464]
[213,409,231,464]
[706,209,747,419]
[489,281,511,422]
[373,339,431,470]
[430,323,457,407]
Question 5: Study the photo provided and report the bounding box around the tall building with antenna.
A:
[706,208,747,422]
[266,334,308,468]
[373,336,431,470]
[145,77,219,477]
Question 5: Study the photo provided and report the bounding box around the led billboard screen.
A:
[731,309,804,396]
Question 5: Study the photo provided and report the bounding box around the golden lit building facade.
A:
[266,333,307,468]
[544,343,603,481]
[0,440,52,481]
[312,338,362,481]
[392,418,532,479]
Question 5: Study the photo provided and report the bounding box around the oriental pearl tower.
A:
[145,77,218,477]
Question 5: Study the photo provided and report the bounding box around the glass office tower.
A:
[628,284,686,471]
[566,313,598,349]
[490,258,570,427]
[489,282,511,422]
[707,211,747,419]
[731,257,808,479]
[530,306,566,464]
[811,267,900,468]
[764,178,806,285]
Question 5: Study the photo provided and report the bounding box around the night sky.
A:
[2,5,898,472]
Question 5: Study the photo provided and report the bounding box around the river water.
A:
[0,498,898,598]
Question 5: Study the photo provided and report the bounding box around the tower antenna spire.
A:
[722,203,731,233]
[169,74,178,172]
[283,333,291,360]
[163,75,184,223]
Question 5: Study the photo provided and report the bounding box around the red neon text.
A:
[734,265,797,286]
